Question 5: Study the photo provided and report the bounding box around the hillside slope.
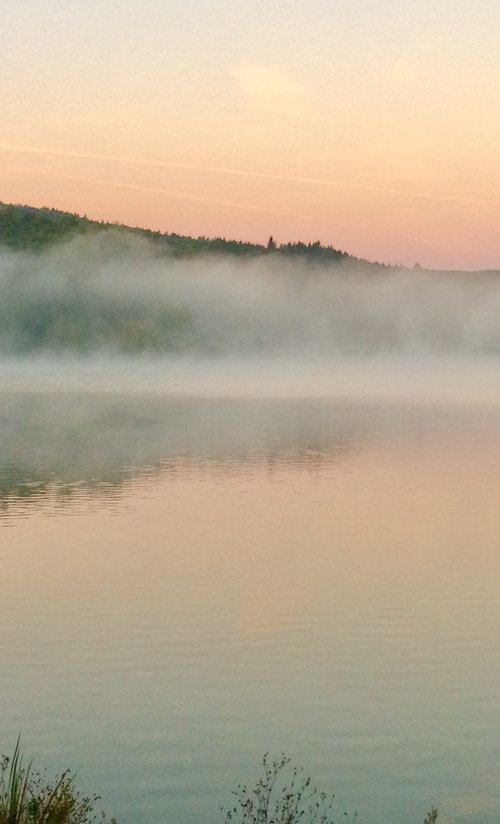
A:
[0,201,383,267]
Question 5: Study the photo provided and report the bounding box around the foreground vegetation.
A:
[1,743,438,824]
[221,754,437,824]
[0,739,113,824]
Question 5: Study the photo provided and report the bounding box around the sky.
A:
[1,0,500,269]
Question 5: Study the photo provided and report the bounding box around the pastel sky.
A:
[1,0,500,269]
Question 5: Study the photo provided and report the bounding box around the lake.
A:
[1,362,500,824]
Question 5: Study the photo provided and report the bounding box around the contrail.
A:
[1,142,499,208]
[34,170,313,221]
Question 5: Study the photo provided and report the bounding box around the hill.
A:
[2,200,499,358]
[0,201,386,268]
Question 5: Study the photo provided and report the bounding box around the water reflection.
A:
[2,389,500,823]
[0,392,372,519]
[3,390,498,520]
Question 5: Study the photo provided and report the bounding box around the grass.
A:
[0,738,113,824]
[221,753,438,824]
[221,753,345,824]
[1,742,438,823]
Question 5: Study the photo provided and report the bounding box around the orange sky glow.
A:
[2,0,500,269]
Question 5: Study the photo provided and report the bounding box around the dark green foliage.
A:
[0,201,424,358]
[0,202,268,258]
[0,205,89,251]
[0,739,113,824]
[0,257,195,354]
[0,201,394,357]
[0,202,386,268]
[0,295,193,354]
[275,240,350,265]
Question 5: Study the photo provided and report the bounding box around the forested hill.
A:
[2,201,500,356]
[0,201,386,268]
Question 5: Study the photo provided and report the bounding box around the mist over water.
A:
[4,233,500,824]
[2,232,500,357]
[2,229,500,513]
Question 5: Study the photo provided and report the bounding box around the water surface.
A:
[1,379,500,824]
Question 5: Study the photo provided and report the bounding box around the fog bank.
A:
[2,232,500,356]
[2,355,500,406]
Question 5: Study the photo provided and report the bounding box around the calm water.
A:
[2,380,500,823]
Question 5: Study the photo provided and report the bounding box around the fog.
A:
[2,231,500,516]
[2,232,500,359]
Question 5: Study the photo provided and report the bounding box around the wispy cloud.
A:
[1,143,500,208]
[231,63,307,116]
[33,170,313,222]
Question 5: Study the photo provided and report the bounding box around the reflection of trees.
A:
[4,390,470,518]
[0,388,480,519]
[0,450,350,520]
[0,466,50,511]
[0,393,374,519]
[0,464,127,519]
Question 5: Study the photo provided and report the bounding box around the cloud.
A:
[3,143,500,208]
[33,169,309,221]
[231,63,307,116]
